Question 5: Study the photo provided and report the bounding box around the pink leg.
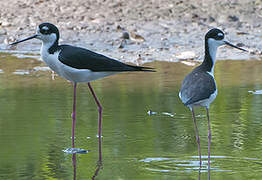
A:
[88,82,102,161]
[191,108,202,168]
[72,83,77,148]
[206,107,211,179]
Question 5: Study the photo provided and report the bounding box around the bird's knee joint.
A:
[98,106,103,112]
[197,138,200,144]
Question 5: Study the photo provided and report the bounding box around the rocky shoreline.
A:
[0,0,262,64]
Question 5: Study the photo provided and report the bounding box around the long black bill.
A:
[10,34,38,45]
[224,41,248,52]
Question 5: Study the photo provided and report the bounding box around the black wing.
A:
[58,45,154,72]
[180,71,216,106]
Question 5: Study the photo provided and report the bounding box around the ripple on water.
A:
[33,66,51,72]
[147,110,176,118]
[62,148,89,154]
[12,54,41,60]
[13,69,30,75]
[139,156,262,174]
[248,90,262,95]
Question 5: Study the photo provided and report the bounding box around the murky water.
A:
[1,53,262,179]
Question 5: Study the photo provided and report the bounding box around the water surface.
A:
[0,54,262,179]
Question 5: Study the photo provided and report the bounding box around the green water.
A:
[1,54,262,179]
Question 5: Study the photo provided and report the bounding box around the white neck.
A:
[38,33,58,55]
[40,41,53,56]
[207,39,219,74]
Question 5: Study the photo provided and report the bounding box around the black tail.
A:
[127,64,156,72]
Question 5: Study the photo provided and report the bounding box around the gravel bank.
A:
[0,0,262,63]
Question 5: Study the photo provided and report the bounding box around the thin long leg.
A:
[191,108,202,168]
[88,82,103,161]
[72,83,77,148]
[206,107,211,180]
[98,134,102,162]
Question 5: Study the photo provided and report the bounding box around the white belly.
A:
[188,89,217,109]
[41,50,117,83]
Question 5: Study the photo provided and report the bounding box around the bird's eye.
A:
[40,27,49,34]
[216,33,224,40]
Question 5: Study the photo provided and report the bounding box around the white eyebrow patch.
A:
[42,26,49,30]
[217,33,223,37]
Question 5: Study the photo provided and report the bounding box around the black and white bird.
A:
[10,23,154,151]
[179,28,247,173]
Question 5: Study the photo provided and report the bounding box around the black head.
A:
[38,23,60,41]
[10,22,60,45]
[205,28,224,41]
[205,28,247,52]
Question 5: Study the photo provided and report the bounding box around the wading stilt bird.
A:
[10,23,154,151]
[179,28,247,173]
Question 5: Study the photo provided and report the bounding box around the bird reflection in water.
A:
[71,136,103,180]
[92,136,103,180]
[72,154,77,180]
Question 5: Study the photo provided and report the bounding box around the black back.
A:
[37,23,154,72]
[180,67,216,106]
[58,45,154,72]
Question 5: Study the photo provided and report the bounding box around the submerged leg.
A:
[88,82,103,161]
[72,83,77,148]
[206,107,211,179]
[191,108,202,168]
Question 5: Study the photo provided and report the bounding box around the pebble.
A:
[175,51,197,60]
[122,31,130,39]
[119,39,127,49]
[1,21,11,27]
[0,29,7,35]
[130,32,145,42]
[228,15,239,22]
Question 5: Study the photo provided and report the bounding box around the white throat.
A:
[40,39,58,65]
[38,33,57,53]
[207,38,220,74]
[41,41,52,51]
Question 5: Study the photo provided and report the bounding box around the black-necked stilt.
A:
[179,28,247,174]
[10,22,154,150]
